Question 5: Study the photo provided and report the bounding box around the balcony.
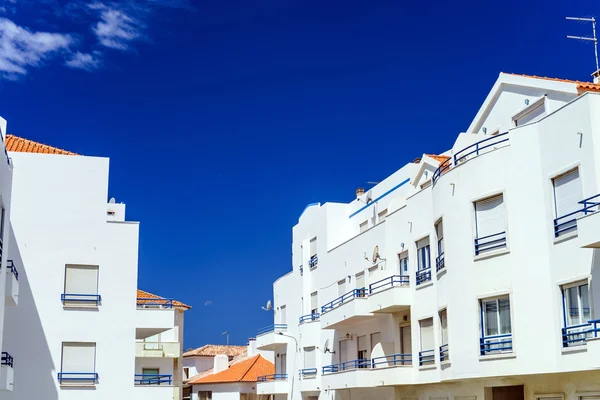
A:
[135,297,175,339]
[321,356,413,389]
[299,313,320,324]
[5,260,18,306]
[577,194,600,248]
[57,372,98,386]
[134,374,173,385]
[439,344,449,362]
[256,324,288,350]
[368,275,410,313]
[474,231,507,256]
[61,293,101,308]
[416,268,431,286]
[257,374,288,395]
[435,253,445,273]
[480,333,513,356]
[418,350,435,366]
[135,342,180,358]
[320,289,372,329]
[299,368,319,392]
[0,352,13,391]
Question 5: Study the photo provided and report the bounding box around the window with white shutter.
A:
[474,194,507,255]
[419,318,434,365]
[562,282,591,347]
[309,237,318,268]
[553,169,582,237]
[60,342,97,384]
[360,220,368,233]
[304,347,316,369]
[63,265,100,306]
[439,309,449,361]
[280,305,287,324]
[310,292,318,315]
[435,220,445,272]
[357,335,368,366]
[416,237,431,285]
[338,280,346,296]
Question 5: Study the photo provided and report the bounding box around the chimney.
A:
[356,187,365,198]
[413,157,422,164]
[213,354,229,374]
[592,69,600,84]
[247,338,257,357]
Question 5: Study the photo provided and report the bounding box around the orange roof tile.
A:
[424,154,451,164]
[6,134,77,155]
[137,289,191,310]
[184,344,247,358]
[187,354,274,384]
[503,73,600,93]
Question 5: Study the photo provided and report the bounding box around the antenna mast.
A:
[566,16,599,72]
[221,331,229,346]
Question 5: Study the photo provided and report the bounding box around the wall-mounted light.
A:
[525,99,530,105]
[482,127,487,134]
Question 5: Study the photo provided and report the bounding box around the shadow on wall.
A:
[3,224,58,400]
[592,249,600,316]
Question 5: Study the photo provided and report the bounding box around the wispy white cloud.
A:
[65,50,101,70]
[91,4,142,50]
[0,17,72,76]
[204,300,212,306]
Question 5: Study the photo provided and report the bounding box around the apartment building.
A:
[255,72,600,400]
[0,131,190,400]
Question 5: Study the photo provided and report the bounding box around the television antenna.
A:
[566,16,599,72]
[221,331,229,346]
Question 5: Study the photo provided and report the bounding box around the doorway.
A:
[492,385,524,400]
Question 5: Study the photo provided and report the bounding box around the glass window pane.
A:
[581,284,590,321]
[484,300,499,336]
[566,286,580,326]
[498,298,511,334]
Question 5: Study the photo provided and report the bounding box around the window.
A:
[355,272,365,297]
[63,265,100,306]
[357,335,368,366]
[562,282,591,347]
[474,194,507,255]
[435,220,445,272]
[310,292,318,315]
[60,342,96,384]
[142,368,159,384]
[183,367,190,379]
[419,318,434,365]
[421,180,432,189]
[280,353,287,375]
[398,252,409,276]
[199,391,213,400]
[378,209,388,223]
[280,305,287,324]
[439,309,448,361]
[304,347,316,369]
[360,220,369,233]
[399,325,412,365]
[480,296,512,355]
[338,279,346,296]
[416,237,431,285]
[553,168,582,237]
[338,340,348,364]
[309,237,318,268]
[513,98,546,126]
[370,332,381,353]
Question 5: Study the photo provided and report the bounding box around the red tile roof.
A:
[503,73,600,93]
[6,134,77,155]
[424,154,450,164]
[184,345,247,358]
[187,354,274,384]
[137,289,191,310]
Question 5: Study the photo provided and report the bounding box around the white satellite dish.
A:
[365,190,373,203]
[109,197,116,204]
[261,300,272,311]
[372,245,380,263]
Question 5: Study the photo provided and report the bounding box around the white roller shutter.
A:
[310,292,318,314]
[554,169,582,218]
[355,273,365,289]
[309,237,317,257]
[338,280,346,296]
[65,265,98,295]
[440,309,448,345]
[304,347,315,369]
[62,342,96,372]
[475,195,505,238]
[420,318,434,351]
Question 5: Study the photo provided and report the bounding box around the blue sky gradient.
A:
[0,0,597,349]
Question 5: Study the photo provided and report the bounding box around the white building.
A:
[183,344,248,381]
[0,132,190,400]
[255,72,600,400]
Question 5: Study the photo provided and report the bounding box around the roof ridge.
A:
[238,354,261,381]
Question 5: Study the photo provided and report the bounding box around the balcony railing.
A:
[322,359,370,373]
[257,374,288,382]
[1,352,13,367]
[553,194,600,238]
[6,260,18,280]
[299,368,317,378]
[136,297,173,309]
[58,372,98,384]
[371,353,412,367]
[256,324,287,336]
[432,132,509,186]
[299,313,320,324]
[369,275,409,295]
[580,194,600,215]
[416,267,431,286]
[480,333,513,355]
[474,231,506,255]
[321,288,367,314]
[418,349,435,366]
[134,374,172,385]
[309,255,318,269]
[61,294,102,305]
[439,344,449,362]
[561,319,600,347]
[435,253,445,272]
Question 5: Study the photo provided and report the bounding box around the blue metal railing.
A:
[136,297,173,308]
[61,294,102,305]
[256,324,287,336]
[321,288,367,314]
[257,374,288,382]
[1,352,13,367]
[432,132,509,186]
[474,231,506,255]
[6,260,18,280]
[480,333,513,355]
[418,349,435,366]
[134,374,172,385]
[369,275,409,294]
[435,253,445,272]
[299,265,303,276]
[580,194,600,215]
[561,319,600,347]
[58,372,98,383]
[299,368,317,378]
[371,353,412,367]
[439,344,449,362]
[309,255,318,268]
[553,193,600,238]
[299,313,320,324]
[322,359,370,374]
[416,267,431,286]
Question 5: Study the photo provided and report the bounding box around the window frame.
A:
[473,192,508,256]
[479,294,513,355]
[512,96,546,127]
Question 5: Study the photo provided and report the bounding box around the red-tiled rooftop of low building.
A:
[186,354,274,384]
[183,344,247,358]
[502,73,600,92]
[137,289,191,310]
[6,134,77,155]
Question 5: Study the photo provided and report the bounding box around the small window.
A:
[338,279,346,296]
[553,168,582,237]
[398,252,409,276]
[183,367,190,379]
[474,194,507,255]
[310,291,318,315]
[513,98,546,126]
[63,265,100,306]
[360,220,369,233]
[59,342,97,385]
[480,296,512,355]
[199,391,213,400]
[439,309,449,362]
[421,180,432,189]
[279,305,287,324]
[419,318,434,365]
[416,238,431,285]
[357,335,368,366]
[435,220,445,272]
[378,209,388,223]
[562,282,591,347]
[309,237,318,268]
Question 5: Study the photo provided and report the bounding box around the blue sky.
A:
[0,0,597,349]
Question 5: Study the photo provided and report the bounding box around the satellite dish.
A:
[261,300,272,311]
[372,245,380,263]
[109,197,116,204]
[365,190,373,203]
